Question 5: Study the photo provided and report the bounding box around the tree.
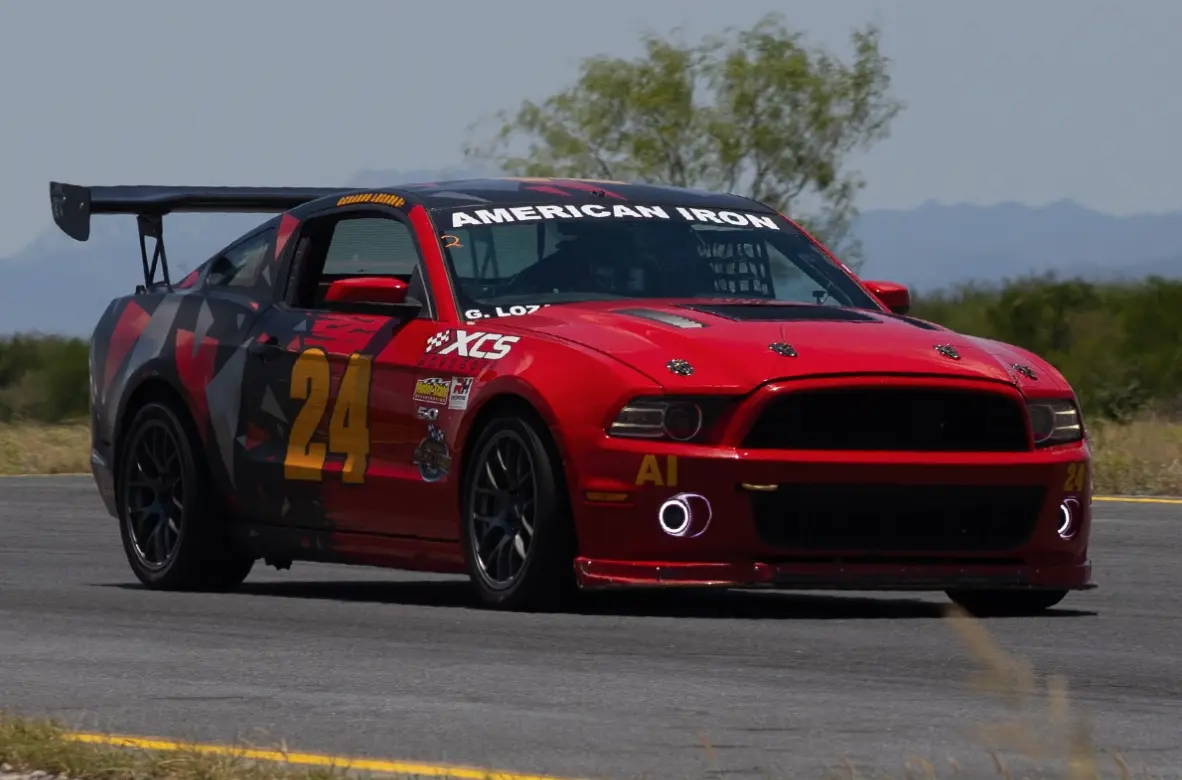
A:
[463,13,905,269]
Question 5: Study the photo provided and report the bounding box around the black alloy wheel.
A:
[122,415,186,572]
[117,400,254,591]
[460,414,576,610]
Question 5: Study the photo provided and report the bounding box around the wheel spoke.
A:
[494,447,511,483]
[483,460,501,490]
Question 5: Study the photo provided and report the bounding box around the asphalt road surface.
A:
[2,476,1180,780]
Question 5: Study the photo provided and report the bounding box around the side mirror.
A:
[862,279,911,316]
[324,276,421,317]
[326,276,408,304]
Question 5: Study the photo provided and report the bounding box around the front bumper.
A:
[571,433,1095,593]
[575,557,1093,591]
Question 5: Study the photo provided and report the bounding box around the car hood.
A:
[503,300,1056,393]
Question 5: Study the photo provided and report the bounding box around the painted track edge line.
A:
[1091,495,1182,505]
[64,732,583,780]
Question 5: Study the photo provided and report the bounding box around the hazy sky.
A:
[2,0,1179,256]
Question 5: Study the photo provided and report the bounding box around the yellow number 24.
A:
[283,348,373,484]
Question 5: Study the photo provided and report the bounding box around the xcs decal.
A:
[635,454,678,487]
[418,329,521,375]
[425,329,519,359]
[1064,462,1087,493]
[283,348,373,484]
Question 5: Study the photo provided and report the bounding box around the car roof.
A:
[378,177,774,212]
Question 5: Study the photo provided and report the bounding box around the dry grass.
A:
[0,421,90,475]
[3,418,1180,496]
[1088,416,1182,496]
[0,714,348,780]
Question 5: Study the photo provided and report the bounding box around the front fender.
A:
[456,337,663,495]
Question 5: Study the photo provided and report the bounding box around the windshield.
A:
[432,203,881,318]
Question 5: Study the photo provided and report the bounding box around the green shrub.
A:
[910,274,1182,422]
[0,333,90,423]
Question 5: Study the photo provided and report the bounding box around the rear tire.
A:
[459,413,577,611]
[945,588,1068,617]
[116,400,255,592]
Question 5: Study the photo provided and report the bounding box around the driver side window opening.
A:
[284,211,430,314]
[205,227,276,288]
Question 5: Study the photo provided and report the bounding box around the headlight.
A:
[1026,399,1083,446]
[608,398,709,442]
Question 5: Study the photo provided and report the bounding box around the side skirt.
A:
[232,524,467,574]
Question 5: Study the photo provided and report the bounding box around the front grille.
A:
[750,483,1046,552]
[742,387,1030,451]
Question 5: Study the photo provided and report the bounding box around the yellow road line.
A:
[64,731,578,780]
[1093,495,1182,505]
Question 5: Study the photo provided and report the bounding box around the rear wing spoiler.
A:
[48,181,345,290]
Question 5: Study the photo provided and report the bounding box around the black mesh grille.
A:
[742,387,1030,452]
[749,483,1046,552]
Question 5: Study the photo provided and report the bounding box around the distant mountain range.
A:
[3,165,1179,335]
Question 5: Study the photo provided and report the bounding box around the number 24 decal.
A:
[1063,462,1088,493]
[283,348,373,484]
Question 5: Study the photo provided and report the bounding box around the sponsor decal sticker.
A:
[337,192,405,208]
[413,424,451,482]
[635,454,678,487]
[463,304,550,321]
[447,204,780,230]
[412,376,450,406]
[417,353,492,376]
[448,376,473,411]
[425,329,519,360]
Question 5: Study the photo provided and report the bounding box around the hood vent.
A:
[616,308,708,329]
[677,303,879,323]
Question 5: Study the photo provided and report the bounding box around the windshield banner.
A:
[441,203,781,231]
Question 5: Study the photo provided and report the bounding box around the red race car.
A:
[49,177,1095,615]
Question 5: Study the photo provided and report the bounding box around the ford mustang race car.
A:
[49,176,1095,615]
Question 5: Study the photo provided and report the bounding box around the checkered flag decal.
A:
[425,330,451,352]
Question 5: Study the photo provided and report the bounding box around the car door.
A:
[233,201,447,539]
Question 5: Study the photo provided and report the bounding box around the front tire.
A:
[945,588,1068,617]
[459,414,576,611]
[116,400,254,591]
